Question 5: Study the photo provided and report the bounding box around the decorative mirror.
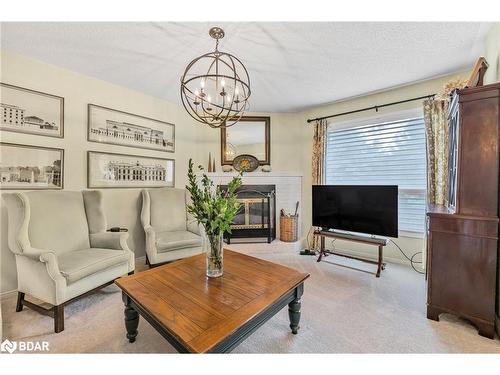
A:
[221,116,270,165]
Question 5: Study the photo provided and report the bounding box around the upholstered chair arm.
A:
[144,224,156,242]
[19,246,65,284]
[90,232,130,251]
[143,224,157,255]
[21,246,56,261]
[38,251,66,283]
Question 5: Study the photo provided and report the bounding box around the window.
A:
[325,116,427,235]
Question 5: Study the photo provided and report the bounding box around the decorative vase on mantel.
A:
[204,231,224,277]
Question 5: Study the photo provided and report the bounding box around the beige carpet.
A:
[2,241,500,353]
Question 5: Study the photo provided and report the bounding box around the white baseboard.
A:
[1,254,148,300]
[0,289,17,300]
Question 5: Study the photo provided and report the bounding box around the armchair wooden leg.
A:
[54,305,64,333]
[145,255,150,268]
[16,292,25,312]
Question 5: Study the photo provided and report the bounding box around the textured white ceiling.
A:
[0,22,491,112]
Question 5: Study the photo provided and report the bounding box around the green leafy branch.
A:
[186,159,242,237]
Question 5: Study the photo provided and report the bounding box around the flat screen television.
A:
[312,185,398,238]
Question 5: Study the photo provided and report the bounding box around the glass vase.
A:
[204,232,223,278]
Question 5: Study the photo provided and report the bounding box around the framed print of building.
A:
[87,150,175,189]
[0,83,64,138]
[0,143,64,190]
[87,104,175,152]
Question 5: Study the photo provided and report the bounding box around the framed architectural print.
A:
[0,142,64,190]
[0,83,64,138]
[87,150,175,189]
[87,104,175,152]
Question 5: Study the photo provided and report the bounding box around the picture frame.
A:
[0,82,64,138]
[87,150,175,189]
[0,142,64,190]
[221,116,270,166]
[87,104,175,153]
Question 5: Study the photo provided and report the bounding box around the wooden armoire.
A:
[426,82,500,339]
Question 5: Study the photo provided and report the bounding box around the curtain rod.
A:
[306,94,435,123]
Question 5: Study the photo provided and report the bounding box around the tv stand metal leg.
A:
[376,245,383,277]
[317,235,325,262]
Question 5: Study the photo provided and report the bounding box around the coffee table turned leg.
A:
[288,298,301,334]
[123,294,139,343]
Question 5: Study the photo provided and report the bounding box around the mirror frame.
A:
[221,116,271,166]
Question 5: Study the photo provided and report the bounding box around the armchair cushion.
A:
[156,230,202,253]
[57,248,130,284]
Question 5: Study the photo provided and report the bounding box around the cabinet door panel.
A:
[458,98,499,216]
[429,231,496,321]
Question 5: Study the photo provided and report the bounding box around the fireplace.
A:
[220,184,276,243]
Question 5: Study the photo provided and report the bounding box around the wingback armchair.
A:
[141,188,203,266]
[3,190,135,333]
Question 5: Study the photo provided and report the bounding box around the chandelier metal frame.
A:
[180,27,251,128]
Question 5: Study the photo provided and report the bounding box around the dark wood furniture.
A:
[316,230,388,277]
[115,249,310,353]
[426,83,500,339]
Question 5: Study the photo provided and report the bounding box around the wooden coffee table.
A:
[115,249,309,353]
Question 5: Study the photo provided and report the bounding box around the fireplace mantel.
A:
[202,171,303,178]
[204,171,303,241]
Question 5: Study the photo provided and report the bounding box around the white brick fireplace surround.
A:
[204,172,303,244]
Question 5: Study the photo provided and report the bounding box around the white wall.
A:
[0,50,207,293]
[484,23,500,84]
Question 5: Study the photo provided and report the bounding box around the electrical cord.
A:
[337,230,425,274]
[390,239,425,274]
[305,226,318,254]
[306,228,424,274]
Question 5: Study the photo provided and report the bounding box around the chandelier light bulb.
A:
[200,79,205,89]
[221,79,225,87]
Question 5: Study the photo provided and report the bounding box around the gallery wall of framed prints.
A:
[1,81,177,191]
[86,103,176,188]
[0,82,66,190]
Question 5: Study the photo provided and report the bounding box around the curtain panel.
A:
[311,119,327,250]
[423,99,449,206]
[312,119,327,185]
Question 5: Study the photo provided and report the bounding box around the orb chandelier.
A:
[180,27,251,128]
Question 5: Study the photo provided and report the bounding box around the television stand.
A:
[316,229,388,277]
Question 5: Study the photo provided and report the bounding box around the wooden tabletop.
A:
[115,249,309,353]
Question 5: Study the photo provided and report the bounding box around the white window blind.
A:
[325,117,427,234]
